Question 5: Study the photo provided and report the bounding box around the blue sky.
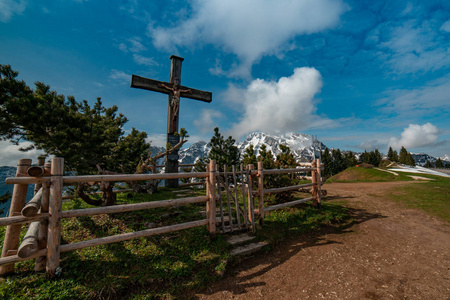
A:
[0,0,449,166]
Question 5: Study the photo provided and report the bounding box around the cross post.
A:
[131,55,212,187]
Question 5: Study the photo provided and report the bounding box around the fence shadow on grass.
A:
[196,206,386,297]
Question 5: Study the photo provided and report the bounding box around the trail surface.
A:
[196,182,450,299]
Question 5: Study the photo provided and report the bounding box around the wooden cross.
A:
[131,55,212,187]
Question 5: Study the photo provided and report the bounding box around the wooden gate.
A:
[215,165,256,233]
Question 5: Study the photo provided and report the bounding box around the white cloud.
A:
[377,75,450,115]
[109,69,131,84]
[193,109,223,133]
[0,0,27,22]
[117,37,146,53]
[0,141,45,167]
[440,20,450,32]
[146,133,166,147]
[389,123,439,150]
[149,0,348,77]
[378,19,450,73]
[133,54,158,67]
[226,67,325,139]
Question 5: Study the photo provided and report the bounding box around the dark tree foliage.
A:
[424,160,433,168]
[257,144,297,203]
[399,146,408,165]
[0,192,11,216]
[359,149,382,167]
[1,65,151,206]
[406,153,416,166]
[207,127,240,171]
[331,149,346,174]
[241,144,257,168]
[321,147,333,177]
[435,158,444,168]
[387,147,399,162]
[343,151,358,168]
[392,150,399,162]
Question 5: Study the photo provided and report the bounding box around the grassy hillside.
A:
[327,166,413,182]
[386,175,450,223]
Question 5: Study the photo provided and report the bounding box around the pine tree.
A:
[257,144,275,169]
[343,151,357,168]
[399,147,408,164]
[1,65,153,206]
[406,153,416,166]
[435,158,444,168]
[388,147,395,161]
[424,160,433,168]
[321,148,332,177]
[331,149,345,174]
[207,127,240,171]
[241,144,257,168]
[392,150,399,162]
[0,192,11,216]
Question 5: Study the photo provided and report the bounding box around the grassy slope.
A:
[0,188,351,299]
[328,166,450,223]
[327,166,413,182]
[385,175,450,223]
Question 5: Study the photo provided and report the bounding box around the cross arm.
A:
[130,75,171,94]
[180,86,212,103]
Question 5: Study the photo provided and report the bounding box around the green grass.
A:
[385,174,450,223]
[327,167,413,183]
[0,187,351,299]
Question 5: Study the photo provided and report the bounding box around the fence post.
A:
[257,161,264,227]
[311,160,318,207]
[0,158,31,276]
[46,157,63,277]
[316,158,322,209]
[35,162,51,271]
[206,160,216,236]
[247,164,256,232]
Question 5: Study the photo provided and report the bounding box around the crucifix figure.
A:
[159,77,192,131]
[131,55,212,187]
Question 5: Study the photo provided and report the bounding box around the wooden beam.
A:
[61,196,207,219]
[21,187,43,217]
[60,219,208,253]
[263,197,314,212]
[46,157,64,277]
[62,171,208,184]
[0,213,49,227]
[0,158,31,276]
[17,222,40,258]
[264,183,315,194]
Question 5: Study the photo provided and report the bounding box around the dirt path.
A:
[196,182,450,299]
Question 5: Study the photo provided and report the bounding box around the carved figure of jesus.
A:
[159,78,192,131]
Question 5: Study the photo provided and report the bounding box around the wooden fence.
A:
[0,157,323,277]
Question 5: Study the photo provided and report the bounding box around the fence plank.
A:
[224,165,234,232]
[231,165,241,229]
[263,183,315,194]
[46,157,64,277]
[0,158,31,276]
[206,161,216,235]
[61,196,208,219]
[60,219,208,253]
[263,197,314,212]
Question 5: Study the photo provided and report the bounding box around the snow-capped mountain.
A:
[179,141,211,165]
[440,154,450,162]
[179,132,326,165]
[411,153,437,166]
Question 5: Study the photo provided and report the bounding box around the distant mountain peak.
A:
[179,131,325,164]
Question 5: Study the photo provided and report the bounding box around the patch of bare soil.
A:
[195,182,450,299]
